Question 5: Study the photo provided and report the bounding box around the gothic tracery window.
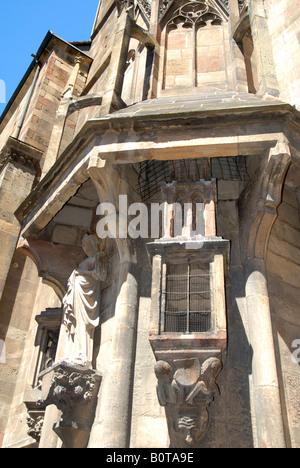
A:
[163,2,226,91]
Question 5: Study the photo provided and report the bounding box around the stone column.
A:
[99,7,133,116]
[87,163,139,448]
[229,0,240,28]
[245,258,286,448]
[88,259,139,447]
[41,58,83,177]
[248,0,279,98]
[241,140,291,447]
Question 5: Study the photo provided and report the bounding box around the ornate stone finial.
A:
[154,357,222,446]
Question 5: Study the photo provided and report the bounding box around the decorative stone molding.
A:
[238,0,248,13]
[31,308,62,388]
[137,0,152,22]
[167,1,223,29]
[154,357,222,446]
[0,136,42,175]
[38,361,102,448]
[2,151,40,173]
[159,0,229,22]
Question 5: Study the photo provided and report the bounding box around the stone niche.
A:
[147,179,229,447]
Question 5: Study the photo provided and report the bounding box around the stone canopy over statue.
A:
[61,234,107,366]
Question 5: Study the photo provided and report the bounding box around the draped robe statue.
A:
[62,235,107,366]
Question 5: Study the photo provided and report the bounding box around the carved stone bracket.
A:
[154,357,222,447]
[17,237,87,300]
[0,136,42,176]
[2,151,40,174]
[38,361,102,448]
[25,399,45,443]
[27,411,45,443]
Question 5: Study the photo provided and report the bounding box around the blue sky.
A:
[0,0,99,116]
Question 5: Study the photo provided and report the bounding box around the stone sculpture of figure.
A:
[62,234,107,366]
[154,357,222,447]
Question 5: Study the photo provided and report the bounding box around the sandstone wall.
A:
[266,0,300,108]
[266,163,300,448]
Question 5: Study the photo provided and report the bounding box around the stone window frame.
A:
[30,308,63,389]
[148,239,229,360]
[161,257,214,334]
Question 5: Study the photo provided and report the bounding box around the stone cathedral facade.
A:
[0,0,300,449]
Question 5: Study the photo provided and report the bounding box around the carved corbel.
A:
[26,411,45,443]
[245,139,291,260]
[38,361,102,448]
[17,237,87,300]
[0,136,42,176]
[154,357,222,447]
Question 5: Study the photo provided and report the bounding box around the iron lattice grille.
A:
[164,262,212,333]
[135,156,250,202]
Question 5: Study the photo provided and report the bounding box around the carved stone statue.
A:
[62,234,107,366]
[154,357,222,447]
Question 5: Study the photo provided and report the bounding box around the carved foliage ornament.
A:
[154,357,222,446]
[27,413,44,442]
[38,361,102,447]
[42,365,97,415]
[0,151,40,175]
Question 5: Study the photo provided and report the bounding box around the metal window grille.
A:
[134,156,250,202]
[164,262,212,333]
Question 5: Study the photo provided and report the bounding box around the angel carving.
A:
[154,357,222,446]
